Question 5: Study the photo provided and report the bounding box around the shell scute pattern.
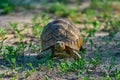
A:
[39,19,83,59]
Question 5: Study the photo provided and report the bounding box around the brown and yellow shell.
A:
[41,19,82,51]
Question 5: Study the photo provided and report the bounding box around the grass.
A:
[0,28,7,51]
[0,0,120,80]
[10,22,25,42]
[47,2,77,17]
[31,14,49,38]
[0,0,15,14]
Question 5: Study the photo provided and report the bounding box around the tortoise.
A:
[37,19,83,59]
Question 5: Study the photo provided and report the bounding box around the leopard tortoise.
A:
[37,19,83,59]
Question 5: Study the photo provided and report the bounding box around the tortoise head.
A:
[54,41,65,52]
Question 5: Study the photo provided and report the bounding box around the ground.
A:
[0,0,120,80]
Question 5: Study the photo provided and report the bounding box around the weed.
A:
[39,55,55,70]
[45,75,50,80]
[58,61,68,73]
[28,43,41,53]
[0,28,7,50]
[105,19,120,37]
[58,58,86,74]
[11,74,18,80]
[0,0,15,14]
[48,2,77,17]
[71,58,85,71]
[102,57,118,78]
[31,14,49,38]
[82,77,87,80]
[15,42,27,65]
[3,46,19,70]
[27,63,36,72]
[117,73,120,80]
[89,51,102,69]
[16,42,26,52]
[10,22,24,41]
[90,0,112,12]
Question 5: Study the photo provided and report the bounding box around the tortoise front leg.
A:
[70,50,81,60]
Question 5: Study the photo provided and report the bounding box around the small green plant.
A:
[71,59,85,72]
[88,51,102,69]
[90,0,112,12]
[83,20,100,50]
[117,73,120,80]
[3,46,19,70]
[0,28,7,50]
[48,2,77,17]
[24,63,37,78]
[16,42,27,65]
[82,77,87,80]
[10,22,24,41]
[105,19,120,37]
[0,0,15,14]
[39,53,54,68]
[102,57,117,78]
[58,61,68,73]
[28,43,41,53]
[58,58,85,74]
[45,75,50,80]
[0,73,2,78]
[57,50,86,74]
[16,42,26,52]
[11,74,18,80]
[27,63,36,72]
[82,9,97,18]
[31,14,49,38]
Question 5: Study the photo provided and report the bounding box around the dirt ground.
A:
[0,13,120,80]
[0,1,120,80]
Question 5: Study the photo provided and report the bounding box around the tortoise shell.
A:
[41,19,82,52]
